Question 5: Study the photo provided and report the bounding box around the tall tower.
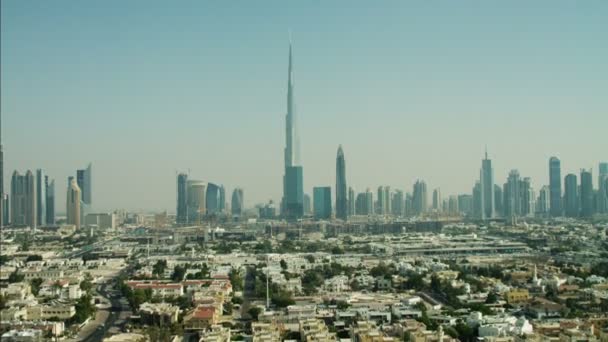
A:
[549,157,562,217]
[335,145,347,220]
[563,173,578,217]
[580,169,593,218]
[599,162,608,214]
[480,149,495,220]
[282,41,304,219]
[176,173,188,225]
[45,177,55,225]
[231,188,244,217]
[36,169,46,227]
[0,110,3,228]
[66,178,81,229]
[11,171,37,229]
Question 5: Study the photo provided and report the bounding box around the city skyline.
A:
[2,1,608,211]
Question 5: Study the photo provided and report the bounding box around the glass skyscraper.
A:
[580,169,593,218]
[549,157,562,217]
[313,186,331,220]
[563,173,578,217]
[480,150,495,219]
[176,173,188,224]
[335,145,347,220]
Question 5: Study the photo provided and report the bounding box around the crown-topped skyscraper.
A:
[282,40,304,219]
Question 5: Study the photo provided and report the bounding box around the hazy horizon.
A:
[2,1,607,212]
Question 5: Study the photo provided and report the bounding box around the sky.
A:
[2,1,607,213]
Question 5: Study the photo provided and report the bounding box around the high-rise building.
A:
[0,114,3,228]
[580,169,594,218]
[2,194,8,226]
[76,163,92,206]
[480,150,495,219]
[66,178,81,229]
[412,180,427,215]
[564,174,578,217]
[599,162,608,214]
[313,186,332,220]
[391,190,404,216]
[355,193,367,215]
[536,186,550,216]
[448,195,459,215]
[503,170,521,218]
[494,184,503,217]
[520,177,534,217]
[472,182,482,219]
[549,157,562,217]
[282,42,304,219]
[404,193,413,216]
[45,176,55,225]
[303,194,311,215]
[348,187,355,217]
[376,186,387,215]
[365,189,374,215]
[219,185,226,213]
[35,169,46,226]
[458,194,473,216]
[231,188,244,217]
[187,180,207,223]
[432,188,442,212]
[176,173,188,225]
[335,145,347,220]
[11,170,37,228]
[206,183,221,215]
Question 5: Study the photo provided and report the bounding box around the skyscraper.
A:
[313,186,332,220]
[494,184,503,217]
[11,170,36,228]
[564,174,578,217]
[282,42,304,219]
[580,169,594,218]
[0,112,3,228]
[480,150,495,219]
[412,180,427,215]
[206,183,221,215]
[355,193,367,215]
[391,190,404,216]
[335,145,347,220]
[599,162,608,214]
[473,182,482,219]
[549,157,562,217]
[376,186,391,215]
[176,173,188,225]
[520,177,533,217]
[303,193,311,215]
[448,195,459,215]
[36,169,46,226]
[187,180,206,223]
[231,188,244,217]
[432,188,442,212]
[348,187,355,217]
[76,163,92,205]
[219,185,226,213]
[365,189,374,215]
[45,176,55,225]
[503,170,521,219]
[66,178,81,229]
[537,185,550,216]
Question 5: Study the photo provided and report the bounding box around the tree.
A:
[26,255,43,262]
[30,278,44,296]
[430,274,441,292]
[0,294,7,310]
[485,291,499,304]
[72,293,96,324]
[271,290,295,308]
[229,268,243,291]
[8,270,24,283]
[248,307,262,321]
[171,266,186,282]
[80,273,94,293]
[152,260,167,277]
[280,259,288,270]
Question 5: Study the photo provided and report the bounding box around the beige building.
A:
[66,179,81,229]
[26,304,76,321]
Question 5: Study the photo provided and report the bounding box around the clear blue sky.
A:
[2,1,607,212]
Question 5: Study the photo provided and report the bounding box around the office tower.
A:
[187,180,207,223]
[491,184,502,217]
[76,163,92,206]
[458,194,473,216]
[365,189,374,215]
[2,194,8,226]
[66,178,81,229]
[537,186,550,216]
[432,188,442,212]
[259,201,276,219]
[549,157,562,216]
[35,169,46,226]
[520,177,533,217]
[348,187,355,216]
[335,145,347,220]
[355,193,367,215]
[45,177,55,225]
[176,173,188,225]
[282,42,304,219]
[391,190,404,216]
[219,185,226,213]
[206,183,221,215]
[404,193,413,216]
[580,169,594,218]
[503,170,521,218]
[303,194,311,215]
[448,195,459,215]
[412,180,428,215]
[480,150,495,219]
[313,186,332,220]
[599,162,608,213]
[11,170,37,228]
[376,186,386,215]
[564,174,578,217]
[231,188,244,216]
[284,166,304,218]
[472,182,482,219]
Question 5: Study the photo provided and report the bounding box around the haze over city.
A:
[2,1,607,212]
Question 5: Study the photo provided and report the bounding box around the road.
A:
[240,266,256,320]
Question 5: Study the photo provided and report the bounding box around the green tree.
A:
[72,293,96,323]
[280,259,288,270]
[248,307,262,321]
[152,260,167,277]
[171,265,186,282]
[8,270,24,283]
[229,268,243,291]
[26,255,43,262]
[30,278,44,296]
